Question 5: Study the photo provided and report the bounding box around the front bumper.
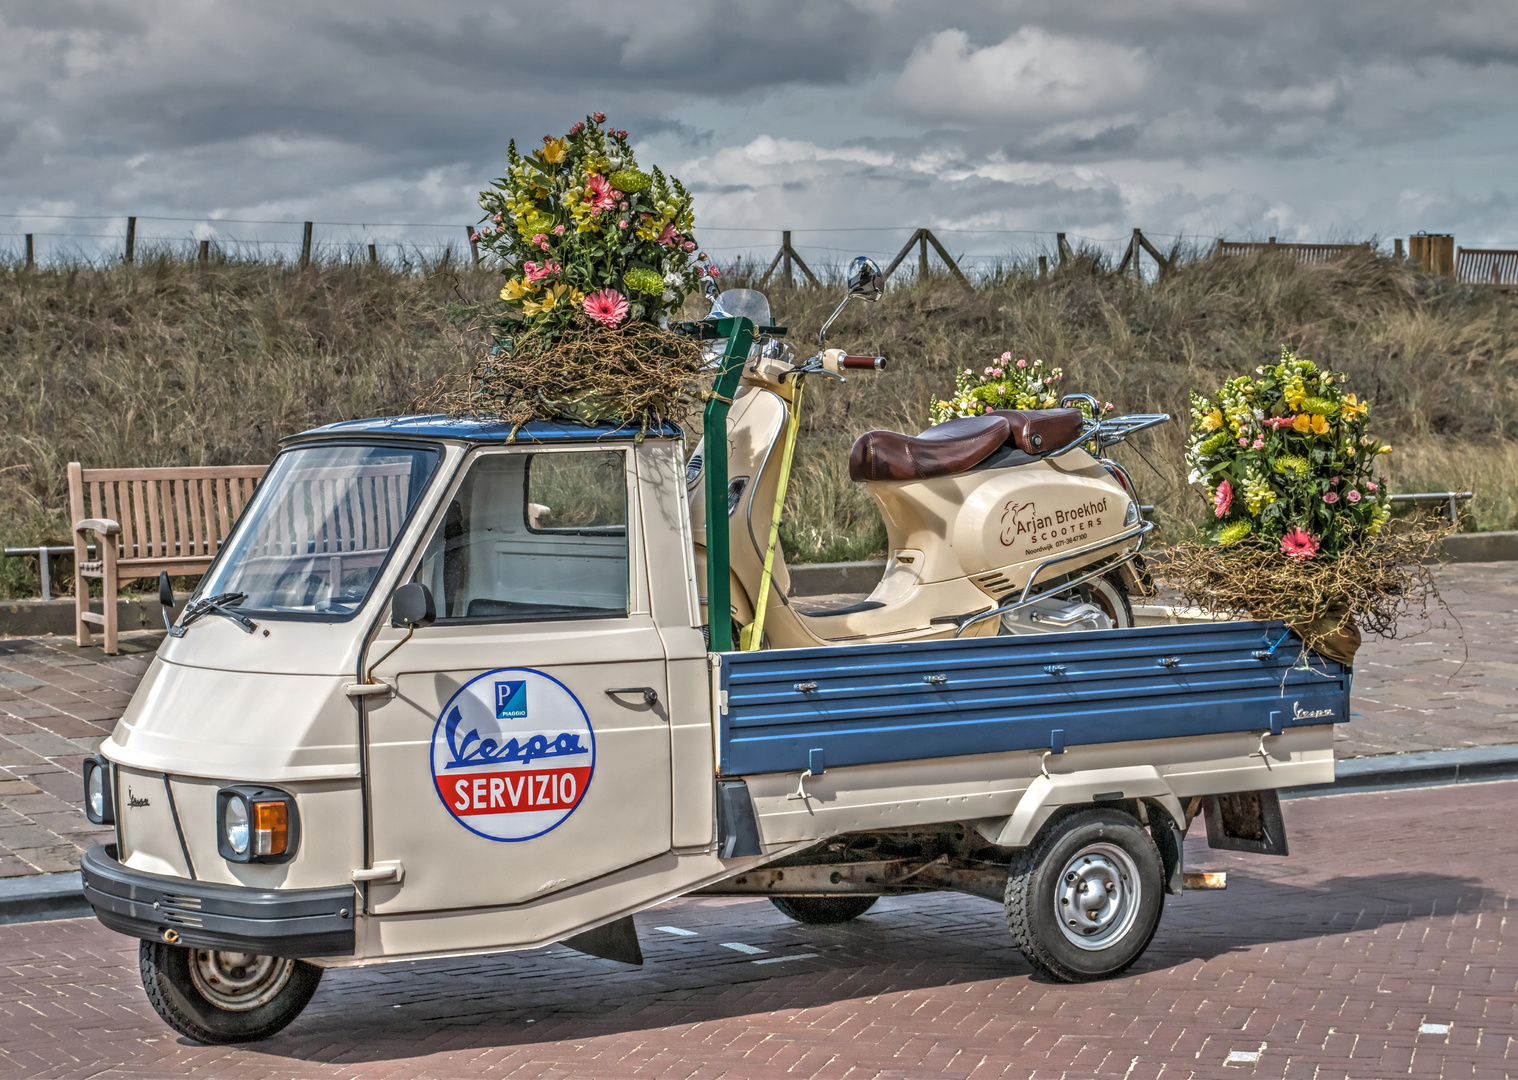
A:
[80,845,356,957]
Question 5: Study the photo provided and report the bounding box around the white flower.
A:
[1187,469,1203,484]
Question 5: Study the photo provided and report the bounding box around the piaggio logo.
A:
[495,680,527,719]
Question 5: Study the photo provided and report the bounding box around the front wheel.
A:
[1004,808,1163,982]
[770,896,878,924]
[139,940,323,1044]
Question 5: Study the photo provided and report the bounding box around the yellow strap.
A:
[742,376,805,651]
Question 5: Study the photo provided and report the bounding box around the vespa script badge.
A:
[430,668,595,842]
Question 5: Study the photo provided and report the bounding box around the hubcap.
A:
[187,950,294,1011]
[1053,842,1141,951]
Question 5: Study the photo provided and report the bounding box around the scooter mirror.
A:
[157,570,175,609]
[391,582,436,629]
[846,256,885,301]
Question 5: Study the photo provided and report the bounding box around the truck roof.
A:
[286,414,684,445]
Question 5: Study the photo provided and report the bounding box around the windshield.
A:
[197,443,440,619]
[709,288,771,326]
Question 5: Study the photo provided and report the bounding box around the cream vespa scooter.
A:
[688,257,1168,650]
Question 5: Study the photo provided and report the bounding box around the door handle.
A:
[606,686,659,707]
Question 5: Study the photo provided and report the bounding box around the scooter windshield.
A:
[195,443,439,620]
[710,289,771,326]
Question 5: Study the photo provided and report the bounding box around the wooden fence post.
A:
[782,230,793,283]
[198,239,210,264]
[24,234,34,270]
[1394,238,1404,260]
[466,225,480,265]
[1038,255,1047,277]
[368,243,378,265]
[759,231,819,287]
[883,228,968,286]
[1056,233,1072,265]
[125,217,136,264]
[1134,229,1172,280]
[918,232,929,280]
[300,221,313,267]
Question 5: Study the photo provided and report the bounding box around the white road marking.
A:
[719,941,766,955]
[752,953,818,965]
[1420,1022,1451,1034]
[655,926,697,936]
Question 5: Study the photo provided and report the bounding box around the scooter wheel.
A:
[770,896,878,924]
[1083,575,1133,628]
[138,940,322,1044]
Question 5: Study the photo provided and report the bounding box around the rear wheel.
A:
[769,896,878,924]
[1004,808,1163,982]
[1079,574,1133,628]
[139,940,322,1044]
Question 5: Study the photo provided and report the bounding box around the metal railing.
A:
[1,545,94,601]
[1388,491,1473,525]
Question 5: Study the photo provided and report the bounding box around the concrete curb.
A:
[2,745,1514,926]
[1442,530,1518,562]
[0,598,169,639]
[0,871,89,925]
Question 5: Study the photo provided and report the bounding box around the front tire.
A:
[1004,808,1163,982]
[139,940,322,1044]
[770,896,878,924]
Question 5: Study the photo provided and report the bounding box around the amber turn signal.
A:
[252,800,289,856]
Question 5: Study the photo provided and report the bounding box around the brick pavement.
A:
[0,562,1513,877]
[0,781,1513,1078]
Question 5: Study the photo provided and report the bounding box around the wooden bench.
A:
[68,463,267,654]
[1455,247,1518,290]
[1214,239,1369,265]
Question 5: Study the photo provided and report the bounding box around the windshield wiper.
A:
[168,592,258,637]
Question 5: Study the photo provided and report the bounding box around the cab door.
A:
[362,445,672,915]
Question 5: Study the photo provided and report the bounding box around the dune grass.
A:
[1,244,1514,597]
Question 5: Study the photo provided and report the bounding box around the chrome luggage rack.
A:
[1048,395,1170,458]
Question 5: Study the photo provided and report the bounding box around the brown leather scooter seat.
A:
[992,408,1085,454]
[849,414,1011,482]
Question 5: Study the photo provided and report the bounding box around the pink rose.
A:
[1346,489,1362,503]
[1366,481,1378,492]
[570,122,585,135]
[553,224,565,235]
[592,111,606,123]
[1252,438,1264,449]
[1001,351,1012,361]
[619,219,628,229]
[1017,359,1027,369]
[683,240,695,250]
[1239,438,1249,447]
[1323,491,1339,504]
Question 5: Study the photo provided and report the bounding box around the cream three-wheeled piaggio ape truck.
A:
[78,297,1348,1043]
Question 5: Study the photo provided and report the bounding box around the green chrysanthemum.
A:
[1217,520,1253,545]
[609,168,652,194]
[1198,430,1233,455]
[1273,454,1310,479]
[1300,395,1338,417]
[622,267,666,295]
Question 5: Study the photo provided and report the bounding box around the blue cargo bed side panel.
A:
[716,620,1349,777]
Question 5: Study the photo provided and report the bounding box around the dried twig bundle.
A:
[1157,518,1451,664]
[418,317,707,438]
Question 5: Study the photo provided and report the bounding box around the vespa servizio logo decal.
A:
[430,668,595,842]
[1292,700,1336,720]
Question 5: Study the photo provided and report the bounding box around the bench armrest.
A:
[74,518,122,537]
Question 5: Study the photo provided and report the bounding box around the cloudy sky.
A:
[4,0,1516,269]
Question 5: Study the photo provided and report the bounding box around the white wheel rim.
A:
[1053,842,1142,951]
[188,950,294,1011]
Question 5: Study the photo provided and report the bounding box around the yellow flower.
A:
[1292,413,1312,433]
[1378,444,1394,454]
[1341,393,1368,419]
[1283,384,1307,410]
[500,277,536,302]
[1201,409,1223,431]
[521,282,578,315]
[1310,414,1330,436]
[540,138,568,164]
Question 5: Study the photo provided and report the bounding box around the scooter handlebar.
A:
[841,354,887,370]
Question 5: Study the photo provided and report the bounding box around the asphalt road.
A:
[0,780,1513,1079]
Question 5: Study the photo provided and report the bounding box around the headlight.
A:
[216,786,299,863]
[81,756,114,825]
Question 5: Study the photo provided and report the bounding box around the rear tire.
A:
[139,940,322,1044]
[1079,574,1133,629]
[1004,808,1163,982]
[769,896,878,925]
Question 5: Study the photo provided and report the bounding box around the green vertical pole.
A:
[702,315,756,653]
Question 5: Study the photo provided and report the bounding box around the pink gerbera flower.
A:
[585,174,618,213]
[583,289,629,328]
[1280,528,1320,561]
[1213,479,1232,517]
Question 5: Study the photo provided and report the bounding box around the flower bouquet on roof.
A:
[421,113,712,436]
[1161,348,1448,664]
[928,353,1112,425]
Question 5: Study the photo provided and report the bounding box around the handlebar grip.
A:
[842,355,887,370]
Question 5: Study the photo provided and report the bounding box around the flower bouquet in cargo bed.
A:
[1161,348,1447,664]
[422,113,710,436]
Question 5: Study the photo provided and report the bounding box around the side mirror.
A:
[391,583,436,629]
[158,570,175,609]
[847,256,885,301]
